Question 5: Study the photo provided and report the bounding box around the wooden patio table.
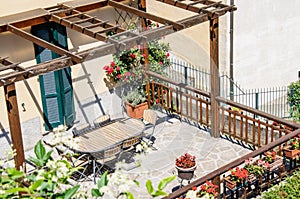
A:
[73,118,145,154]
[70,117,145,183]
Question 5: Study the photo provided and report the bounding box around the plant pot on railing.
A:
[264,156,283,172]
[224,176,245,190]
[283,145,300,159]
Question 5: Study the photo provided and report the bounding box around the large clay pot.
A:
[126,101,149,119]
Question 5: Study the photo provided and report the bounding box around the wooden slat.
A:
[7,24,82,63]
[108,0,185,31]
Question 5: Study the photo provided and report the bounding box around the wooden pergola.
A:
[0,0,236,170]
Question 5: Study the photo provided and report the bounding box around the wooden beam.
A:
[7,24,82,63]
[108,0,185,31]
[4,83,25,171]
[209,16,219,138]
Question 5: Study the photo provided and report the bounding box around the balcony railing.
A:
[145,71,300,199]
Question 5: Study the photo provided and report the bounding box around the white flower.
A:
[185,190,198,199]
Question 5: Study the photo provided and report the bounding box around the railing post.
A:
[210,16,220,138]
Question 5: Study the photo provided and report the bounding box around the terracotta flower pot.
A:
[224,176,243,190]
[283,145,300,159]
[125,101,149,119]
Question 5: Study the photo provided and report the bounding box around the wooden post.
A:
[139,0,149,72]
[4,83,25,171]
[210,16,220,138]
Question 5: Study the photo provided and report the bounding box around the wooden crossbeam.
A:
[0,62,20,72]
[108,0,185,31]
[7,24,82,63]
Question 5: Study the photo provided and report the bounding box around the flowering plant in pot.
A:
[182,181,218,199]
[283,134,300,158]
[224,166,248,189]
[260,150,283,171]
[175,153,196,170]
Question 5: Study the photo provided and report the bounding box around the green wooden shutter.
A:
[31,22,75,130]
[52,23,75,126]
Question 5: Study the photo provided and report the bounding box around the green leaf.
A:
[6,167,24,180]
[126,191,135,199]
[28,157,44,168]
[98,171,108,189]
[29,179,44,191]
[5,187,29,195]
[34,140,46,160]
[43,150,53,162]
[146,180,154,195]
[91,188,102,197]
[157,175,176,190]
[133,179,140,186]
[63,184,80,199]
[152,190,168,197]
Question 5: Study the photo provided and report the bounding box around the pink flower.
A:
[117,74,121,79]
[156,98,159,103]
[124,78,128,82]
[142,53,147,58]
[107,67,114,74]
[103,65,109,70]
[116,66,120,71]
[159,61,163,65]
[147,26,150,30]
[110,61,116,67]
[124,71,131,77]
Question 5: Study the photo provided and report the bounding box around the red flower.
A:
[110,61,115,67]
[116,66,120,71]
[142,53,147,58]
[166,52,170,57]
[107,67,114,74]
[117,74,121,79]
[131,54,136,59]
[192,186,197,191]
[156,23,159,27]
[103,65,109,70]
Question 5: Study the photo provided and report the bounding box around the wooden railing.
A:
[145,71,300,199]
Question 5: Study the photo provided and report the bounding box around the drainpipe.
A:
[229,0,234,101]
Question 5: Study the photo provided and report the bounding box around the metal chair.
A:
[72,123,91,137]
[142,109,158,142]
[93,114,111,128]
[55,146,92,183]
[92,142,123,184]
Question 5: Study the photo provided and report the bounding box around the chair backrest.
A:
[143,109,157,125]
[72,123,91,137]
[122,136,141,149]
[92,142,122,160]
[93,114,111,128]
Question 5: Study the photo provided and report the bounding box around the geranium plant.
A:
[264,150,277,163]
[289,134,300,149]
[175,153,196,169]
[229,166,248,183]
[244,158,264,176]
[183,181,218,199]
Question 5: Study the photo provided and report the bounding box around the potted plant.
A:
[283,134,300,159]
[224,166,248,190]
[183,181,218,199]
[260,150,283,171]
[175,153,197,181]
[244,158,265,182]
[123,89,149,119]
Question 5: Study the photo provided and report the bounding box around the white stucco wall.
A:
[233,0,300,89]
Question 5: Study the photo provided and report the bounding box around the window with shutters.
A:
[31,22,75,130]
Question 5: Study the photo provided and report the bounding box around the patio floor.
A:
[4,110,252,198]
